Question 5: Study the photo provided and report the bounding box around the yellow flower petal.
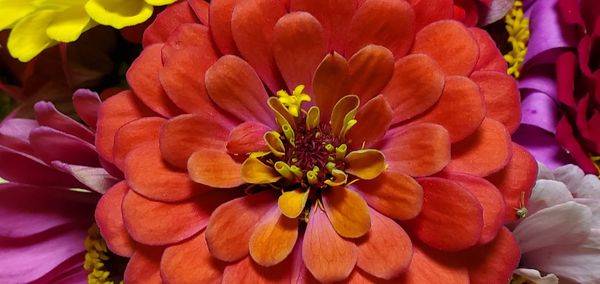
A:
[0,1,35,30]
[85,0,153,29]
[144,0,177,5]
[47,6,95,42]
[278,189,309,218]
[344,149,386,180]
[7,10,57,62]
[241,157,281,184]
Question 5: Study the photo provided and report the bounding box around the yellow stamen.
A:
[275,161,297,180]
[84,224,122,284]
[268,97,297,131]
[282,124,295,146]
[504,0,529,79]
[324,169,348,186]
[307,169,319,185]
[306,106,320,130]
[330,95,360,139]
[325,161,337,173]
[325,143,335,152]
[276,85,311,117]
[335,144,347,160]
[264,131,285,157]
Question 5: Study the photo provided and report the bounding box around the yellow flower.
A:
[0,0,176,62]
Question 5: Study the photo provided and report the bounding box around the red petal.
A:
[408,76,484,143]
[160,113,233,170]
[95,181,136,257]
[123,249,163,284]
[356,209,412,280]
[161,231,224,283]
[124,142,208,202]
[397,245,469,283]
[72,89,101,130]
[122,190,232,246]
[346,0,415,58]
[302,207,357,283]
[347,95,393,149]
[29,127,98,167]
[353,170,423,221]
[205,55,275,127]
[34,101,94,144]
[380,123,450,177]
[188,149,245,188]
[113,117,165,171]
[443,173,506,244]
[409,0,453,31]
[289,0,356,52]
[159,24,220,114]
[273,12,326,93]
[188,0,209,24]
[209,0,240,55]
[142,1,198,46]
[381,54,444,124]
[470,71,521,134]
[249,206,299,266]
[312,53,350,120]
[487,143,538,223]
[464,227,521,284]
[126,44,182,117]
[227,121,271,155]
[347,45,395,102]
[446,118,512,177]
[470,27,507,72]
[410,177,483,251]
[231,0,286,92]
[411,20,478,76]
[96,91,154,164]
[222,256,293,284]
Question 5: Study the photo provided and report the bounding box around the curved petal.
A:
[273,12,326,93]
[142,0,198,46]
[46,6,92,42]
[205,191,275,262]
[322,187,371,238]
[346,0,415,58]
[85,0,153,29]
[188,149,245,188]
[465,227,521,284]
[470,71,521,134]
[34,101,94,144]
[29,126,98,167]
[249,206,298,266]
[222,256,294,283]
[209,0,240,55]
[446,118,512,177]
[357,209,412,279]
[380,123,450,177]
[353,170,423,221]
[161,231,224,283]
[344,149,386,180]
[470,27,507,72]
[347,95,393,148]
[302,207,357,283]
[123,249,163,284]
[398,245,469,283]
[411,20,478,76]
[113,117,165,170]
[95,181,136,257]
[72,89,101,130]
[381,54,444,124]
[312,53,350,120]
[347,45,395,102]
[6,11,55,62]
[227,122,271,155]
[410,0,453,31]
[410,177,483,251]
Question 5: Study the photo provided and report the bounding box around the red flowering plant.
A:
[94,0,537,282]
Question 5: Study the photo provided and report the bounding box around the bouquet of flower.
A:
[0,0,598,283]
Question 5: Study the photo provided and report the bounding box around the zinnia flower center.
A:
[241,85,386,221]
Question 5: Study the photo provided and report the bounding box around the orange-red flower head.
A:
[95,0,538,283]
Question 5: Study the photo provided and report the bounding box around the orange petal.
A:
[344,149,386,180]
[487,143,537,223]
[126,44,182,117]
[410,177,483,251]
[464,227,520,284]
[353,170,423,221]
[380,123,450,177]
[205,55,275,127]
[160,24,220,114]
[381,54,445,124]
[161,231,224,283]
[411,20,478,76]
[188,149,245,188]
[347,45,395,102]
[124,142,207,202]
[96,90,154,163]
[205,191,276,262]
[113,117,165,171]
[95,181,136,257]
[122,190,230,246]
[231,0,286,92]
[289,0,356,52]
[302,207,357,283]
[397,245,470,283]
[312,53,350,120]
[346,0,415,58]
[226,122,271,155]
[142,1,198,46]
[222,256,294,284]
[330,95,359,138]
[123,249,163,284]
[160,113,233,169]
[470,71,521,134]
[322,187,371,238]
[446,118,512,177]
[357,209,412,280]
[470,27,507,73]
[408,76,485,142]
[273,12,326,93]
[409,0,453,31]
[240,156,281,184]
[347,95,393,149]
[209,0,240,55]
[188,0,209,24]
[249,206,299,266]
[278,189,309,219]
[444,173,506,244]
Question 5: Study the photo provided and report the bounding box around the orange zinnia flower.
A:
[95,0,538,282]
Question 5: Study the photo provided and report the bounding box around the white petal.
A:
[528,180,573,215]
[571,174,600,199]
[513,201,592,253]
[513,268,558,284]
[522,229,600,283]
[537,162,555,180]
[575,198,600,229]
[553,164,584,191]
